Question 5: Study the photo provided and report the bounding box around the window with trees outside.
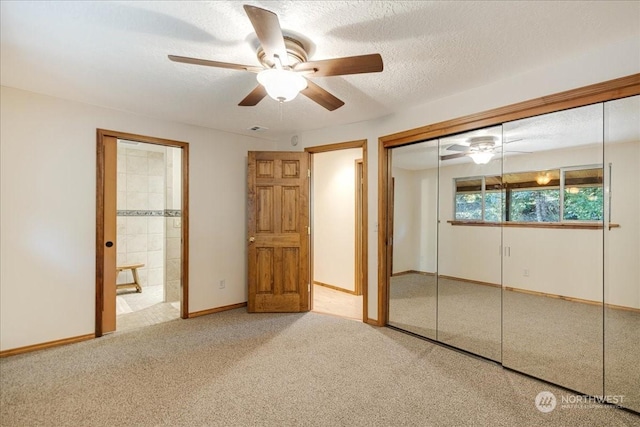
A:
[454,166,603,223]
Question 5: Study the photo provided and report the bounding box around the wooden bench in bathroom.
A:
[116,263,144,293]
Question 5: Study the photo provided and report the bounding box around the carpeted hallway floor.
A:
[1,308,638,426]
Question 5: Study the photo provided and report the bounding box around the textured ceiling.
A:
[2,1,639,141]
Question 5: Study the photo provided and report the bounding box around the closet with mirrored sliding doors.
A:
[382,82,639,413]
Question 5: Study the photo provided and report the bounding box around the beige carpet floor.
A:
[1,308,638,426]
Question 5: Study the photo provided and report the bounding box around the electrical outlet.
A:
[219,279,226,289]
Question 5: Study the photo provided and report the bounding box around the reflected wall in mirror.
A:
[604,95,640,412]
[388,140,438,339]
[501,103,604,397]
[437,126,502,361]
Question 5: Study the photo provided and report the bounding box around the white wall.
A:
[279,35,640,320]
[0,86,277,351]
[313,148,361,292]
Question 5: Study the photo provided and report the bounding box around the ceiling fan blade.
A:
[445,144,469,152]
[168,55,262,73]
[293,53,383,77]
[243,5,289,67]
[301,80,345,111]
[504,138,524,144]
[238,85,268,106]
[440,152,469,161]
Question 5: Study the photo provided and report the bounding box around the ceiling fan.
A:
[440,136,525,164]
[168,4,384,111]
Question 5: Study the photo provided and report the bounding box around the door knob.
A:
[249,237,255,243]
[105,241,114,248]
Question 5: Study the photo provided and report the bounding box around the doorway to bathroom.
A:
[96,129,189,336]
[115,139,182,331]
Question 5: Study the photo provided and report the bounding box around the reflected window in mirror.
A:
[453,165,603,223]
[562,167,603,221]
[454,176,501,222]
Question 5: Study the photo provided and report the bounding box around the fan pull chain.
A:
[279,100,283,121]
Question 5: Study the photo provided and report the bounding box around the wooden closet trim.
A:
[380,74,640,148]
[377,73,640,326]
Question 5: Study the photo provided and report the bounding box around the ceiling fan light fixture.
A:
[469,152,494,164]
[536,172,551,185]
[257,69,307,102]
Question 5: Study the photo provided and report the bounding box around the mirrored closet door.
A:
[388,141,438,339]
[386,94,639,413]
[437,126,503,362]
[604,95,640,412]
[501,104,604,397]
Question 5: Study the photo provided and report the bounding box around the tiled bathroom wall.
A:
[116,145,166,289]
[165,147,181,302]
[115,142,182,304]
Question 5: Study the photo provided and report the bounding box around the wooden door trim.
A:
[305,140,364,153]
[306,140,368,323]
[96,129,189,337]
[377,73,640,327]
[95,135,107,336]
[355,159,364,296]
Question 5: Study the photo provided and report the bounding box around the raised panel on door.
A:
[281,187,298,233]
[257,186,274,233]
[256,248,275,294]
[257,160,274,178]
[282,160,300,178]
[282,247,299,294]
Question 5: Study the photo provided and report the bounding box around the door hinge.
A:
[308,283,311,292]
[307,226,311,235]
[307,169,311,178]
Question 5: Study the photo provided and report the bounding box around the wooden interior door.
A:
[97,135,117,334]
[247,151,310,312]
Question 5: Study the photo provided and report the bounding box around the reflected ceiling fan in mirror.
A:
[440,136,525,164]
[168,4,383,111]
